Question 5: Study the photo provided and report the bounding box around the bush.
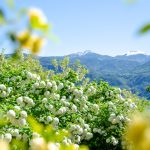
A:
[0,53,149,149]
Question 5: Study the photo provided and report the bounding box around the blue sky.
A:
[1,0,150,56]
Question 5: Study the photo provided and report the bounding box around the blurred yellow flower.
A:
[31,36,45,54]
[47,142,59,150]
[28,8,48,30]
[124,112,150,150]
[0,140,9,150]
[30,138,47,150]
[17,30,30,45]
[17,30,45,54]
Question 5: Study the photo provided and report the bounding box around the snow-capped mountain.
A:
[38,50,150,99]
[124,50,147,56]
[67,50,93,57]
[68,50,149,57]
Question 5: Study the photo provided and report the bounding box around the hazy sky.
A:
[1,0,150,56]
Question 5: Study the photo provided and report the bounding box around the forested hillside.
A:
[38,51,150,99]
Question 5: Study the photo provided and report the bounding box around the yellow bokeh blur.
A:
[17,30,45,54]
[124,112,150,150]
[28,8,48,30]
[0,140,9,150]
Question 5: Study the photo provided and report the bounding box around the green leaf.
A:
[0,9,5,24]
[139,23,150,34]
[7,32,17,42]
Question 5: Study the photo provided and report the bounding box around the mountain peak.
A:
[77,50,93,56]
[68,50,93,57]
[124,50,146,56]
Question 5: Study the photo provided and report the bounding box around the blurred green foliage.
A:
[139,24,150,34]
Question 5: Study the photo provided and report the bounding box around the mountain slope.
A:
[38,51,150,99]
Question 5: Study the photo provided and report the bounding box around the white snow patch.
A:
[125,50,146,56]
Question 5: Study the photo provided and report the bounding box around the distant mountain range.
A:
[38,50,150,99]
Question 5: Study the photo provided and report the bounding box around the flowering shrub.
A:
[0,53,149,149]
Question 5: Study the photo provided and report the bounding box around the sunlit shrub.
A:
[0,53,149,149]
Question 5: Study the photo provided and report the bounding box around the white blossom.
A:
[72,104,77,113]
[14,106,21,111]
[7,87,12,94]
[48,104,54,110]
[47,116,52,122]
[62,139,69,145]
[111,137,118,146]
[17,97,23,104]
[51,81,56,86]
[53,85,57,91]
[58,83,64,90]
[0,84,6,90]
[1,91,7,97]
[74,135,81,143]
[44,91,50,97]
[53,117,59,125]
[4,133,12,142]
[12,129,19,137]
[42,98,47,103]
[19,118,27,126]
[33,82,39,88]
[57,107,67,115]
[40,81,46,88]
[20,111,28,118]
[85,132,93,140]
[130,102,137,109]
[7,110,16,118]
[32,132,40,139]
[47,82,52,88]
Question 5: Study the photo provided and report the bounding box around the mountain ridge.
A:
[37,50,150,99]
[5,51,150,99]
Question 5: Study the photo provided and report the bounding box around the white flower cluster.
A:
[32,80,64,91]
[0,84,12,98]
[57,107,67,115]
[17,96,35,107]
[39,115,59,127]
[91,104,99,113]
[106,136,118,146]
[7,109,28,127]
[0,128,29,143]
[86,86,96,95]
[26,71,40,80]
[73,89,83,98]
[58,83,64,90]
[93,128,102,134]
[108,113,124,124]
[69,123,93,143]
